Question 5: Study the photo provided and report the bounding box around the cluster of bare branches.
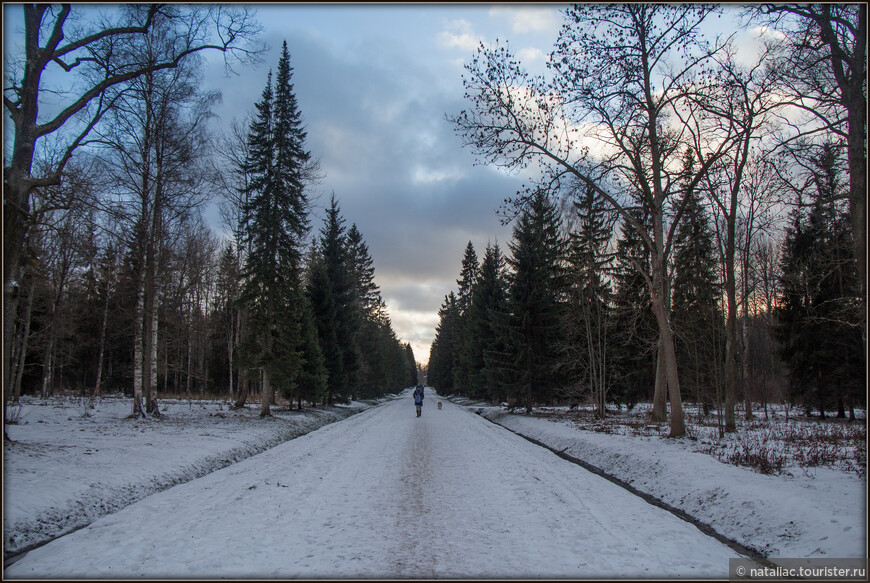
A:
[450,4,865,436]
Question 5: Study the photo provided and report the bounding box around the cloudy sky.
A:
[197,4,569,364]
[5,4,750,365]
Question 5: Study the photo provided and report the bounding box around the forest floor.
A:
[466,399,866,559]
[2,391,866,578]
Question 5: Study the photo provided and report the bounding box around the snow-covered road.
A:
[6,391,742,579]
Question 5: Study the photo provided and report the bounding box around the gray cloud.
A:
[203,14,525,362]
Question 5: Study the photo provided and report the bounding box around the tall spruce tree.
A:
[345,223,391,398]
[504,190,567,412]
[294,295,328,409]
[561,182,617,417]
[610,207,657,408]
[468,241,509,402]
[347,224,381,319]
[402,343,418,387]
[240,41,314,416]
[306,244,342,402]
[307,195,360,404]
[776,144,863,417]
[453,242,479,392]
[671,188,724,416]
[428,292,460,392]
[215,241,240,399]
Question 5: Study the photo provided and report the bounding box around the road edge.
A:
[3,403,377,566]
[470,406,777,567]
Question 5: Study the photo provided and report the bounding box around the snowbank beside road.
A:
[6,394,739,579]
[476,407,866,559]
[3,395,378,555]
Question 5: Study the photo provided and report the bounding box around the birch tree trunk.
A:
[4,268,23,403]
[147,297,160,415]
[40,282,66,399]
[132,268,146,418]
[227,331,234,400]
[93,278,111,397]
[201,284,211,397]
[186,324,193,397]
[12,278,35,403]
[143,268,155,411]
[40,336,54,399]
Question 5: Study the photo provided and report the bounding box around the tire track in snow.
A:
[393,406,437,577]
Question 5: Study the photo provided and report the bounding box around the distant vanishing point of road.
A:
[6,390,741,579]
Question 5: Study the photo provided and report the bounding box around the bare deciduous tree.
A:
[752,4,866,343]
[451,5,735,436]
[3,3,263,395]
[94,26,220,417]
[692,40,783,431]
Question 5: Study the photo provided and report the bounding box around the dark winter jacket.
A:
[413,386,424,405]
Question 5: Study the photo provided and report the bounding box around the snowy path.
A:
[6,391,741,579]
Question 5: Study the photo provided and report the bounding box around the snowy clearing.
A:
[3,394,374,555]
[5,390,741,579]
[472,404,867,559]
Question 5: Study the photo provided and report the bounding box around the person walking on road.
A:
[413,384,424,417]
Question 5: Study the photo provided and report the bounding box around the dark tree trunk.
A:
[12,279,35,403]
[233,370,249,409]
[651,342,667,422]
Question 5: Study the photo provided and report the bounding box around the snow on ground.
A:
[5,390,742,579]
[3,394,375,555]
[472,404,867,559]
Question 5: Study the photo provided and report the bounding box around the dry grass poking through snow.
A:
[528,404,866,478]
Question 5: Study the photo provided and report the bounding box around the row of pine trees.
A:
[232,43,416,415]
[428,147,863,421]
[6,43,417,415]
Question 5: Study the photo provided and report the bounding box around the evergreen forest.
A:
[435,4,866,436]
[4,4,865,437]
[5,28,417,418]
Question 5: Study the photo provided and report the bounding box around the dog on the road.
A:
[437,401,443,410]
